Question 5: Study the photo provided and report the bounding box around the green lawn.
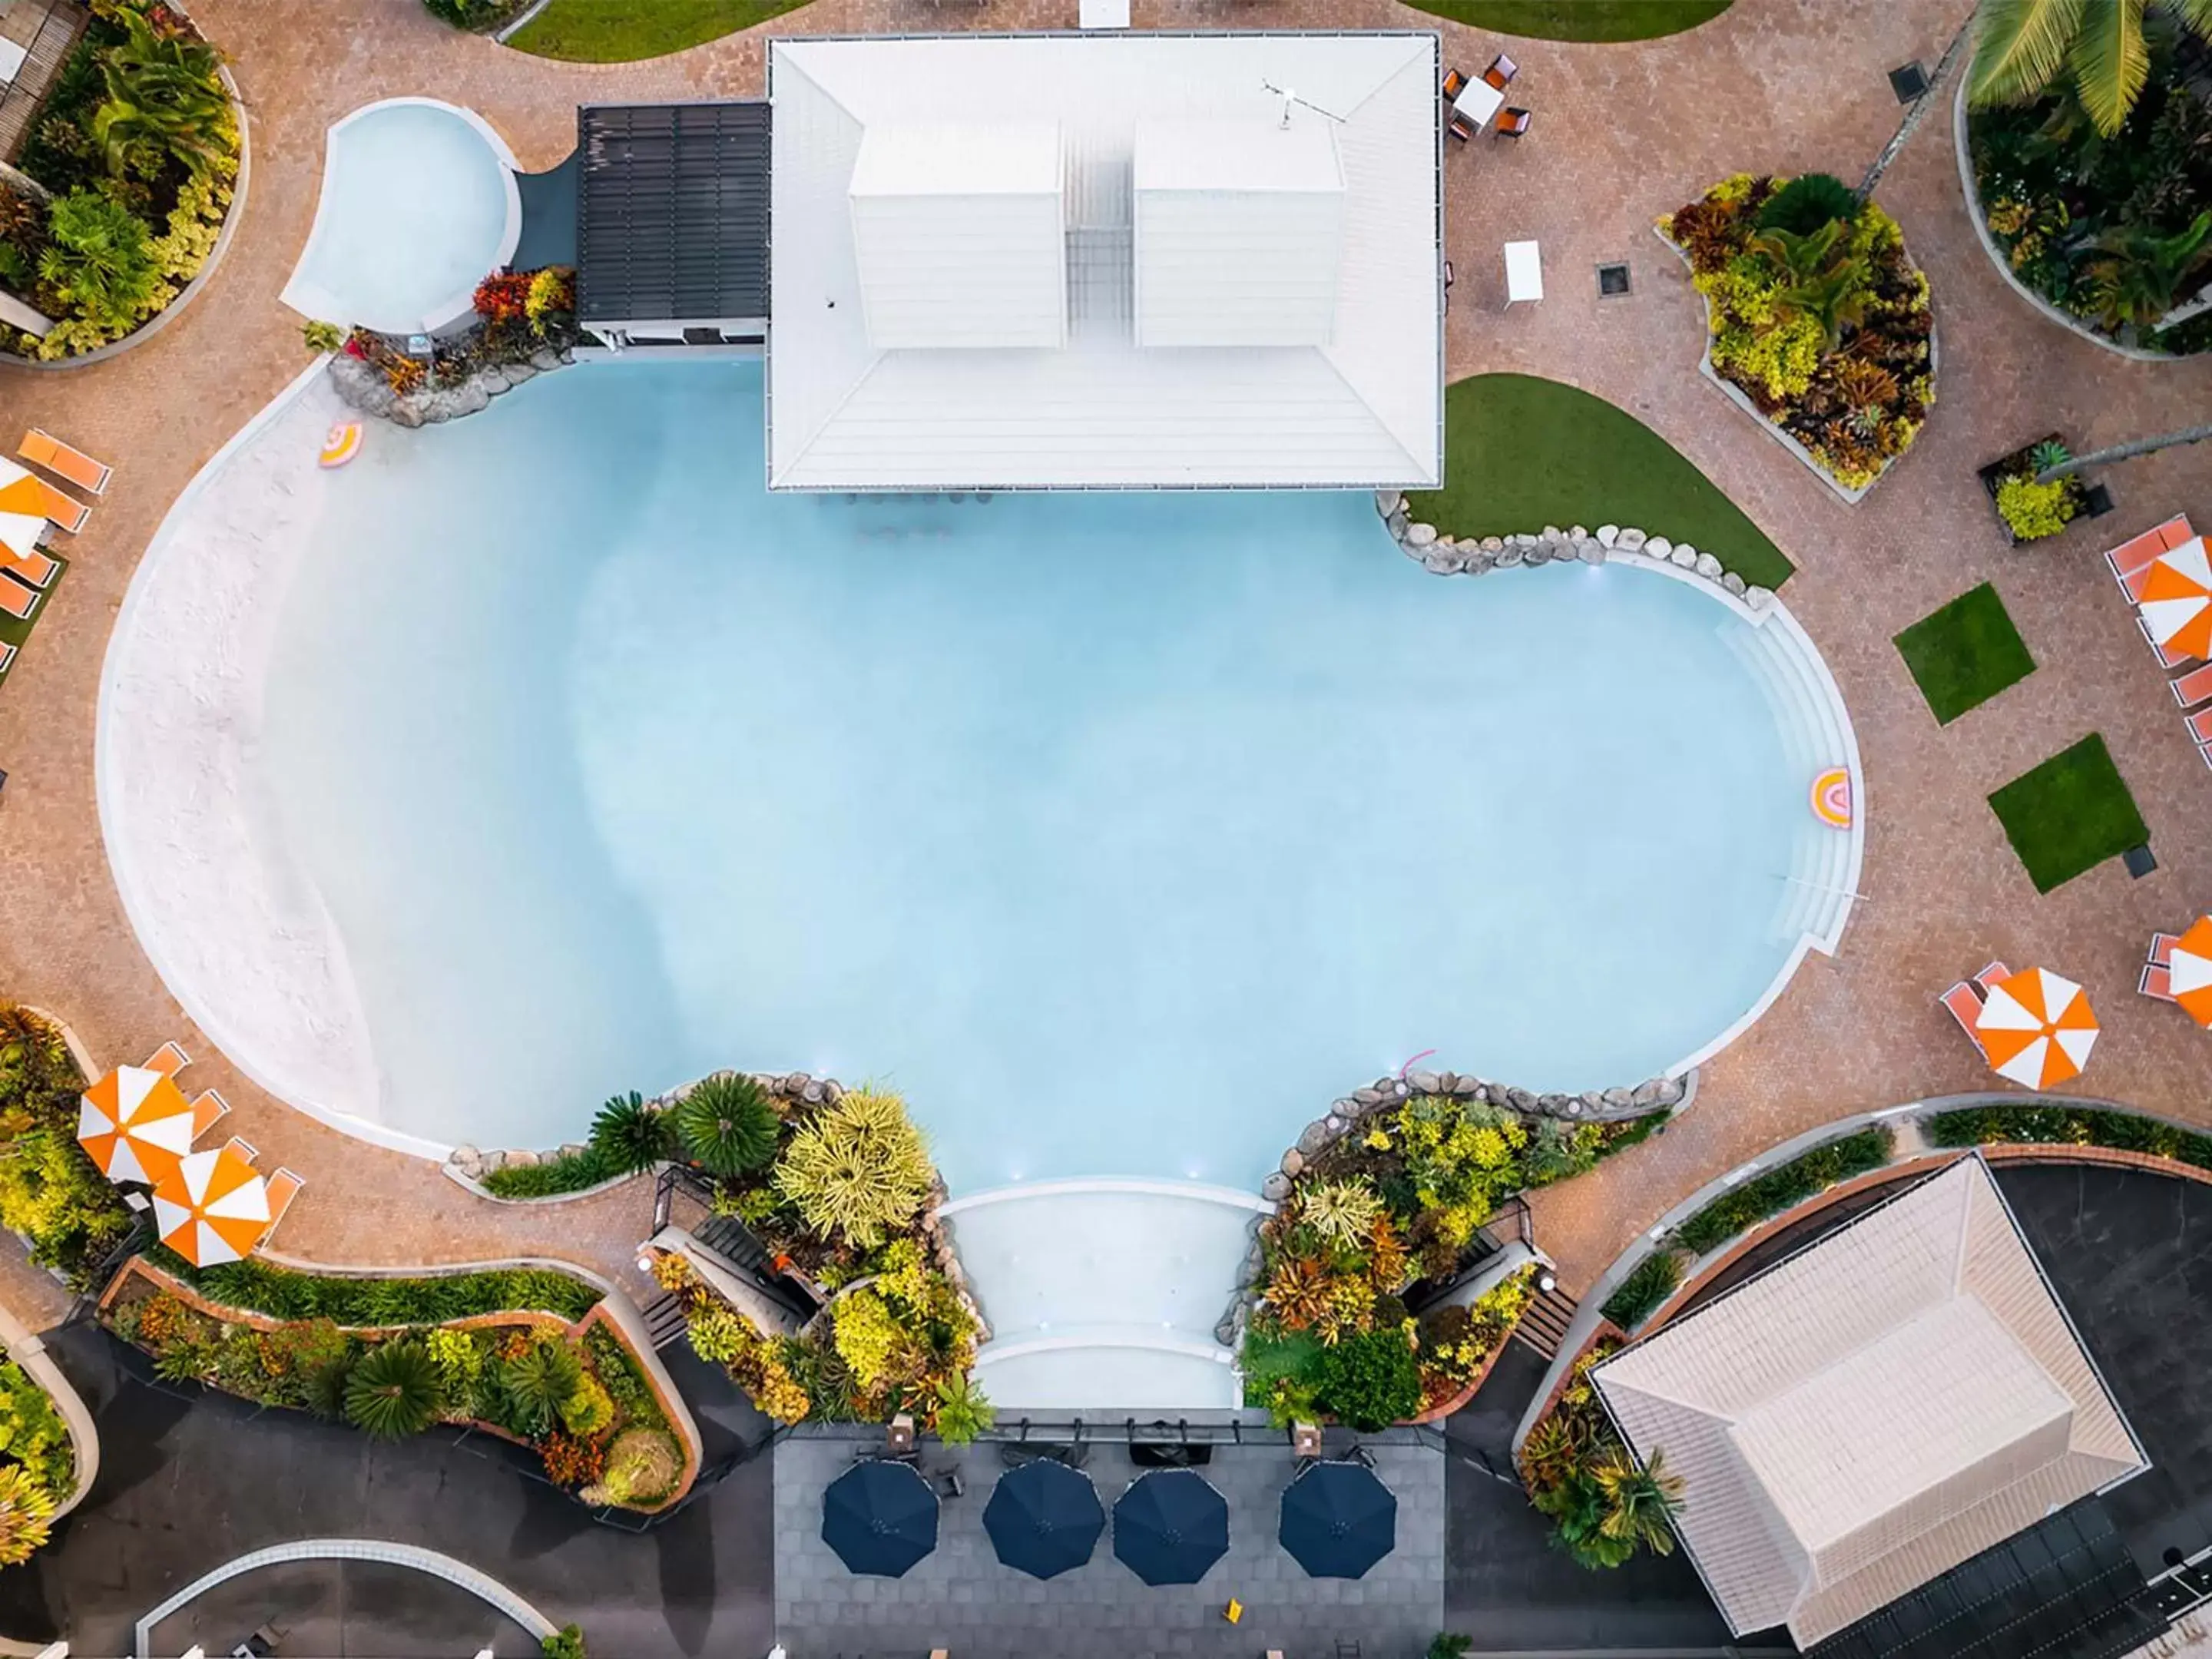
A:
[1988,735,2149,894]
[1400,0,1731,42]
[1892,582,2037,726]
[0,555,65,690]
[505,0,809,61]
[1402,373,1793,589]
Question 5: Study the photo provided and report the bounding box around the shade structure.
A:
[151,1144,273,1267]
[2138,537,2212,660]
[0,458,45,564]
[2169,917,2212,1028]
[1113,1468,1229,1585]
[984,1457,1106,1580]
[1976,967,2098,1089]
[1279,1459,1397,1579]
[821,1458,939,1578]
[77,1065,197,1186]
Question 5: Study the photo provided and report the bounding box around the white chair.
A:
[1504,240,1543,307]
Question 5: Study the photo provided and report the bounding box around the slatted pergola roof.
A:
[576,101,770,329]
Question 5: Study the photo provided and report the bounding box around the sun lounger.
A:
[1942,982,1989,1052]
[0,575,38,623]
[2172,663,2212,708]
[1,545,55,590]
[0,643,14,676]
[144,1041,190,1078]
[2200,739,2212,772]
[2142,962,2175,1000]
[2152,932,2181,968]
[263,1168,304,1237]
[18,430,110,495]
[26,478,87,535]
[187,1089,229,1137]
[2107,514,2195,591]
[224,1134,257,1161]
[1973,960,2012,991]
[2187,707,2212,747]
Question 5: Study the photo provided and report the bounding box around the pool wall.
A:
[280,97,523,336]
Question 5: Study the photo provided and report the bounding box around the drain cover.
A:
[1889,61,1929,101]
[1597,263,1631,298]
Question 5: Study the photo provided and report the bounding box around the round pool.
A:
[280,98,518,336]
[104,362,1853,1184]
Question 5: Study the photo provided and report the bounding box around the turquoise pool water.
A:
[260,361,1811,1186]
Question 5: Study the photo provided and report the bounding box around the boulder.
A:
[823,1079,844,1104]
[1375,490,1404,517]
[802,1079,826,1103]
[1479,536,1505,553]
[449,1145,482,1177]
[1296,1120,1333,1156]
[452,379,492,416]
[1596,524,1620,547]
[1405,522,1439,548]
[559,1141,588,1162]
[1695,552,1724,579]
[1569,525,1588,540]
[1723,571,1747,595]
[1387,509,1409,538]
[1743,586,1774,612]
[1352,1087,1385,1107]
[499,359,538,388]
[505,1147,540,1168]
[1507,1086,1537,1111]
[1541,525,1564,543]
[1280,1147,1306,1178]
[1497,545,1525,568]
[1524,544,1551,565]
[1260,1172,1293,1203]
[1422,552,1459,575]
[1602,1087,1634,1111]
[1452,1075,1482,1097]
[1671,546,1697,568]
[1408,1068,1442,1094]
[1578,540,1607,565]
[472,369,508,399]
[1645,536,1673,558]
[1655,1075,1689,1105]
[529,347,565,372]
[1617,528,1647,551]
[1631,1078,1666,1109]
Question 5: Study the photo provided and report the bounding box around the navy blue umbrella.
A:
[984,1458,1106,1579]
[1113,1468,1230,1585]
[1280,1459,1396,1579]
[822,1458,939,1577]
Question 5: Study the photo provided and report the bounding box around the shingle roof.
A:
[1593,1157,2146,1650]
[576,102,769,326]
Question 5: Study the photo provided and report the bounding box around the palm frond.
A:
[2070,0,2151,135]
[2167,0,2212,40]
[1969,0,2092,108]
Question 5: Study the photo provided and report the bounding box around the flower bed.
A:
[1659,173,1934,494]
[1518,1334,1684,1571]
[1928,1102,2212,1167]
[1976,434,2091,545]
[102,1254,688,1511]
[0,1351,76,1565]
[0,0,241,361]
[1240,1092,1655,1429]
[0,1007,137,1291]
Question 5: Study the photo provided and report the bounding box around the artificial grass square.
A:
[1988,734,2149,894]
[1892,582,2036,726]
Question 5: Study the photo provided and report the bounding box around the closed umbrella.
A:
[821,1458,939,1578]
[1280,1459,1397,1579]
[1975,967,2098,1088]
[1113,1468,1229,1586]
[77,1065,197,1186]
[985,1457,1104,1580]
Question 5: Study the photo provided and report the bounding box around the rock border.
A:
[328,342,572,428]
[1373,492,1777,612]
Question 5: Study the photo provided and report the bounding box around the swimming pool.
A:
[151,359,1837,1184]
[280,99,519,336]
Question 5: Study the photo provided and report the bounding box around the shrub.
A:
[672,1074,780,1178]
[1313,1326,1422,1432]
[774,1088,933,1245]
[1671,1128,1893,1257]
[684,1301,750,1365]
[541,1624,588,1659]
[0,1465,55,1567]
[498,1338,584,1439]
[525,266,575,333]
[1927,1104,2212,1170]
[38,188,158,327]
[0,1360,73,1502]
[558,1373,614,1438]
[1599,1250,1685,1331]
[423,0,515,28]
[1755,172,1858,236]
[301,319,344,353]
[1995,473,2078,540]
[157,1250,603,1325]
[931,1373,995,1445]
[1429,1637,1473,1659]
[830,1286,904,1394]
[424,1326,488,1409]
[481,1147,611,1198]
[472,269,533,324]
[343,1340,445,1440]
[589,1091,671,1174]
[539,1430,607,1488]
[594,1426,680,1507]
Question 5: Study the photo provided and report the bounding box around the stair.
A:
[640,1289,688,1351]
[687,1211,819,1323]
[1514,1284,1578,1361]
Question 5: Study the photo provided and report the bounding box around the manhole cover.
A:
[1597,263,1631,298]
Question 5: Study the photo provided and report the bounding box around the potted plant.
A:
[1978,435,2089,545]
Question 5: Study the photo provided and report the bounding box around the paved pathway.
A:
[1,0,2210,1303]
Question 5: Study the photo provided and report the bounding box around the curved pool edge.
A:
[94,363,443,1163]
[279,95,525,336]
[937,1175,1275,1220]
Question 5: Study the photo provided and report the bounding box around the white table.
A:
[1504,240,1543,307]
[1453,77,1505,130]
[0,38,28,88]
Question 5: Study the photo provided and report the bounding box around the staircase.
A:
[639,1289,689,1351]
[689,1210,820,1323]
[1514,1283,1579,1362]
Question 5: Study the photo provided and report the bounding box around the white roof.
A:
[767,32,1442,490]
[1593,1157,2145,1649]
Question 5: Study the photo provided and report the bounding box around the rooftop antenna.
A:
[1260,78,1346,130]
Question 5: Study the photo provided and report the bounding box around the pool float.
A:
[1811,766,1853,830]
[318,420,363,469]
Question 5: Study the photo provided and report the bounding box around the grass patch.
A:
[1403,374,1793,589]
[1988,734,2148,893]
[1893,582,2036,725]
[505,0,809,61]
[0,556,65,690]
[1397,0,1730,42]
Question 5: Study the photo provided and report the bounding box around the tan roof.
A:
[1594,1155,2144,1648]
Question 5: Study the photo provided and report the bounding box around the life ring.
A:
[318,420,363,469]
[1811,767,1853,830]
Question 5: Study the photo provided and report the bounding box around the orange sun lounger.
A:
[25,478,88,535]
[0,575,39,623]
[2172,662,2212,709]
[1,545,55,591]
[2108,515,2196,594]
[1941,981,1989,1054]
[18,430,110,496]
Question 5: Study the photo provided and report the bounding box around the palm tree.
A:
[36,189,158,329]
[2081,210,2212,328]
[91,8,233,180]
[1860,16,1979,201]
[343,1341,445,1440]
[1751,222,1873,351]
[498,1339,583,1438]
[588,1090,672,1174]
[1593,1448,1685,1557]
[2035,418,2212,479]
[671,1073,779,1177]
[1969,0,2212,137]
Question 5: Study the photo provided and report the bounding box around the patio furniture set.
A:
[1440,58,1542,312]
[1940,962,2100,1090]
[2104,514,2212,760]
[75,1039,305,1266]
[0,429,111,654]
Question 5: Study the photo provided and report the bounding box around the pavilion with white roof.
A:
[766,31,1444,492]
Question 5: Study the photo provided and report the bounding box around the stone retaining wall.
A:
[327,343,571,428]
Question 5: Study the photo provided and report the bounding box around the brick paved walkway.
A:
[0,0,2209,1303]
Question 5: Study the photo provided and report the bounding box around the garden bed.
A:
[0,1006,138,1293]
[1928,1102,2212,1170]
[1516,1330,1686,1570]
[0,1343,79,1565]
[101,1253,692,1512]
[1658,173,1935,498]
[1976,434,2093,545]
[0,0,243,363]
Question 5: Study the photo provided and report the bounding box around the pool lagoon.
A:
[250,360,1815,1189]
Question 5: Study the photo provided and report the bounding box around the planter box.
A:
[1978,433,2090,545]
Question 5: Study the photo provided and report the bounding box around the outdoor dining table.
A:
[1452,76,1505,130]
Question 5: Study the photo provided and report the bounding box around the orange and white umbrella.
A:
[151,1143,272,1267]
[2167,917,2212,1028]
[0,458,45,565]
[2137,537,2212,661]
[1976,967,2099,1088]
[77,1065,197,1186]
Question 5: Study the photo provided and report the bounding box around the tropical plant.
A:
[343,1341,445,1440]
[932,1373,995,1445]
[1755,171,1858,235]
[1592,1448,1685,1555]
[539,1430,607,1488]
[589,1090,671,1174]
[300,319,344,354]
[672,1074,779,1178]
[89,6,232,181]
[1969,0,2212,137]
[424,0,517,28]
[1312,1326,1422,1432]
[558,1373,615,1438]
[595,1426,680,1506]
[1428,1637,1473,1659]
[2028,436,2074,473]
[0,1362,73,1502]
[1300,1179,1386,1250]
[540,1624,588,1659]
[684,1302,750,1365]
[526,266,575,333]
[498,1338,584,1438]
[2083,208,2212,325]
[1599,1250,1686,1330]
[37,189,158,328]
[774,1088,933,1246]
[1997,472,2081,538]
[0,1465,55,1566]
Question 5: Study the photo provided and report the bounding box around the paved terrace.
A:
[0,0,2209,1307]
